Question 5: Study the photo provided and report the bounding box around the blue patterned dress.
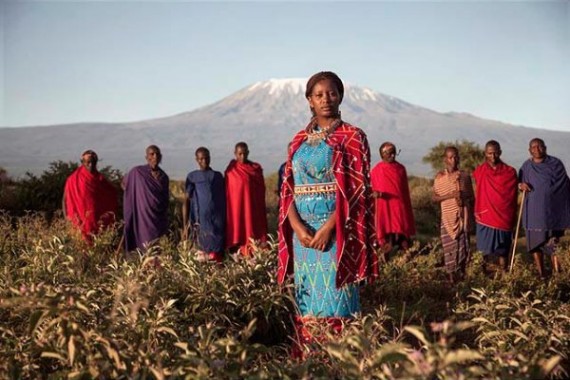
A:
[292,139,360,318]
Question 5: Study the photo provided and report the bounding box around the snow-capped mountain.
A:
[1,78,570,178]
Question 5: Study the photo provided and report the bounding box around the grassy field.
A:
[1,172,569,378]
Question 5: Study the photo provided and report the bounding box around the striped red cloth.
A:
[433,170,474,239]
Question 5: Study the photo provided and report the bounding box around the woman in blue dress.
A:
[278,72,378,356]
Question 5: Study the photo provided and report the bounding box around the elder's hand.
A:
[519,182,532,192]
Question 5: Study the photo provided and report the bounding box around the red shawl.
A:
[225,160,268,248]
[278,122,379,288]
[64,166,118,242]
[370,161,416,244]
[473,161,518,231]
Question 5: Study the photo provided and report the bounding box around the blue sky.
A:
[2,0,569,131]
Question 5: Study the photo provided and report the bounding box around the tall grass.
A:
[1,211,569,378]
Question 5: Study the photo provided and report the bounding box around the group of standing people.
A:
[433,139,570,282]
[63,143,269,259]
[62,70,570,356]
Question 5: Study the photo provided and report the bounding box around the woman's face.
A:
[307,79,341,119]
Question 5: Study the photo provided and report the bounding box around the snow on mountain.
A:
[248,78,306,96]
[1,78,570,179]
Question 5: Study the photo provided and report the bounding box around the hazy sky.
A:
[2,0,569,131]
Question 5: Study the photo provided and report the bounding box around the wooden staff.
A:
[115,229,125,256]
[509,190,526,272]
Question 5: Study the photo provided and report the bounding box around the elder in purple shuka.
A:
[123,145,170,252]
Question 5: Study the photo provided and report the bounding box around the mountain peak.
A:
[346,85,379,102]
[246,78,389,103]
[248,78,306,96]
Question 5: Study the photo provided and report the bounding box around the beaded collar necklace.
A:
[305,118,342,146]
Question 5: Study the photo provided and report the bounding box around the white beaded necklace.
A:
[306,118,341,146]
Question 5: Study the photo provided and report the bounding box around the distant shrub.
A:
[409,175,439,239]
[265,171,280,236]
[0,167,10,184]
[423,140,485,174]
[0,162,123,221]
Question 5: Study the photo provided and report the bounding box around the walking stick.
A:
[509,190,526,272]
[115,229,125,256]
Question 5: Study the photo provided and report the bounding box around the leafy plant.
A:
[423,140,485,174]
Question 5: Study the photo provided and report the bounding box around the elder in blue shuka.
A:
[518,138,570,278]
[183,147,226,263]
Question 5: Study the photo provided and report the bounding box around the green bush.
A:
[0,162,123,221]
[422,140,485,174]
[409,175,439,239]
[455,288,570,378]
